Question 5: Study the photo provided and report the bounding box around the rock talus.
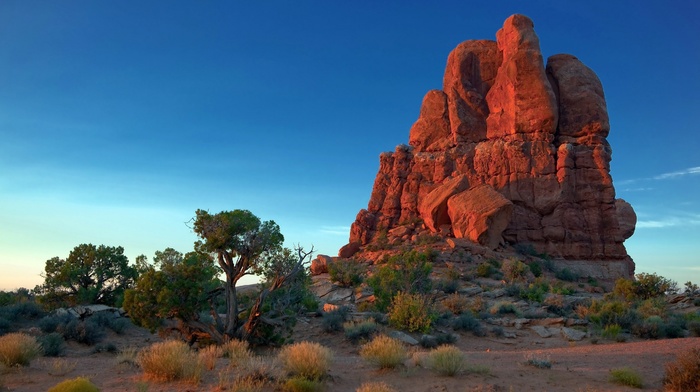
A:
[345,14,636,278]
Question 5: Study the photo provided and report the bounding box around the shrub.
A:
[525,353,552,369]
[435,279,459,294]
[601,324,622,340]
[327,260,366,287]
[107,318,130,334]
[356,382,397,392]
[138,340,202,382]
[282,376,323,392]
[476,263,497,278]
[426,345,466,376]
[388,292,435,333]
[631,316,669,339]
[519,281,550,303]
[501,258,530,283]
[343,319,378,343]
[47,358,77,376]
[59,319,105,345]
[555,268,578,282]
[663,347,700,392]
[688,321,700,337]
[452,313,481,333]
[39,314,74,334]
[528,261,542,277]
[38,332,66,357]
[0,332,42,366]
[222,339,252,366]
[47,377,99,392]
[419,333,456,349]
[615,273,678,301]
[0,317,9,335]
[359,335,407,369]
[322,306,349,333]
[441,293,468,315]
[366,250,433,311]
[278,341,332,381]
[490,301,518,315]
[587,299,640,330]
[609,367,643,388]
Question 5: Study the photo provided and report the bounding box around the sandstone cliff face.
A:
[345,15,636,273]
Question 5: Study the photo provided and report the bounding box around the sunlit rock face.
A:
[345,14,636,276]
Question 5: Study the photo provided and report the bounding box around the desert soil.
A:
[2,316,698,392]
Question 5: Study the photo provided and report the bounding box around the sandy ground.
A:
[2,315,698,392]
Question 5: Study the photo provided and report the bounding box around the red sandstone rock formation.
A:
[342,14,636,277]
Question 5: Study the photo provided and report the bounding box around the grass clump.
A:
[0,332,42,366]
[609,367,643,388]
[222,338,253,366]
[46,358,77,376]
[138,340,202,383]
[199,344,222,370]
[47,377,99,392]
[356,381,397,392]
[388,292,434,333]
[278,341,332,381]
[663,347,700,392]
[601,324,622,340]
[359,335,406,369]
[426,345,466,376]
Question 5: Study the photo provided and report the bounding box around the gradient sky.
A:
[1,1,698,291]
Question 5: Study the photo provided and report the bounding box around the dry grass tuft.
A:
[199,344,223,370]
[47,377,99,392]
[138,340,202,383]
[356,381,397,392]
[0,332,42,367]
[663,347,700,392]
[426,345,466,376]
[278,341,332,381]
[359,335,407,369]
[45,358,77,376]
[609,367,643,388]
[222,339,253,367]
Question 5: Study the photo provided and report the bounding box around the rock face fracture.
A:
[343,14,636,278]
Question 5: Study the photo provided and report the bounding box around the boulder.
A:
[447,184,514,249]
[338,242,361,258]
[310,254,333,275]
[419,174,470,232]
[615,199,637,239]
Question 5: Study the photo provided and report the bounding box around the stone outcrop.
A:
[343,14,636,277]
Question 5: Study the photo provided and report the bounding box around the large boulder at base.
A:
[447,184,514,249]
[419,174,470,232]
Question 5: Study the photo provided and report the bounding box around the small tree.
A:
[39,244,137,307]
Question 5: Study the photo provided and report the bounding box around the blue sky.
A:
[1,1,698,290]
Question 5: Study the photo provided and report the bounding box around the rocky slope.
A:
[342,14,636,278]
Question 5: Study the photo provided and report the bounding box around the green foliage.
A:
[519,281,550,303]
[366,250,433,311]
[615,273,678,301]
[0,317,9,335]
[59,319,105,345]
[0,333,42,366]
[602,324,622,340]
[452,313,482,335]
[281,376,324,392]
[419,332,456,349]
[414,233,442,245]
[684,281,699,294]
[327,260,366,287]
[435,279,459,294]
[38,332,66,357]
[47,377,99,392]
[123,249,219,333]
[388,292,435,333]
[476,259,500,278]
[359,335,407,369]
[528,261,542,278]
[426,345,466,376]
[38,244,137,308]
[609,367,643,388]
[501,258,530,283]
[587,298,640,329]
[663,347,700,392]
[0,301,45,322]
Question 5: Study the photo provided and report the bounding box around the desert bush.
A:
[0,318,10,335]
[199,344,222,370]
[106,317,130,334]
[631,316,676,339]
[281,376,323,392]
[0,302,44,322]
[356,381,397,392]
[435,279,460,294]
[441,293,468,315]
[476,261,499,278]
[501,258,530,283]
[91,342,118,354]
[38,314,74,334]
[359,335,407,369]
[61,319,105,345]
[38,332,66,357]
[524,353,552,369]
[343,319,378,343]
[468,296,485,313]
[366,250,433,311]
[46,357,77,376]
[519,281,550,303]
[452,312,481,333]
[615,273,678,301]
[419,333,456,349]
[490,301,518,315]
[587,299,640,329]
[47,377,99,392]
[688,321,700,337]
[0,332,42,366]
[388,292,435,333]
[278,341,332,381]
[426,345,466,376]
[609,367,643,388]
[528,261,543,277]
[663,347,700,392]
[601,324,622,340]
[321,306,349,333]
[555,268,578,282]
[327,260,366,287]
[115,346,139,366]
[222,339,252,365]
[695,298,700,307]
[138,340,202,382]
